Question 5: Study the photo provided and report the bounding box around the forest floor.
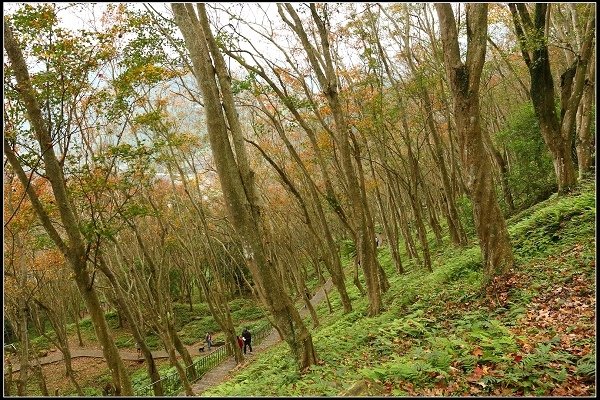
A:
[5,181,595,397]
[5,279,334,396]
[199,180,596,397]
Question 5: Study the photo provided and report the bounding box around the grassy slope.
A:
[203,180,596,397]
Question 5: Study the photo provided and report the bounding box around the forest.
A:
[3,2,596,397]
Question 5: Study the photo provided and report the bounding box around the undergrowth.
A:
[203,180,595,397]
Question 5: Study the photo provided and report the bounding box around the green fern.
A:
[576,352,595,379]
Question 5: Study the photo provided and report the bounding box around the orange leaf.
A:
[472,347,483,357]
[466,365,483,382]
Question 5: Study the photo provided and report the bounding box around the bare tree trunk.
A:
[424,189,443,246]
[383,177,404,274]
[97,256,164,396]
[161,331,194,396]
[386,4,467,246]
[4,359,13,396]
[277,3,384,315]
[164,150,246,366]
[486,112,516,213]
[3,22,133,395]
[33,358,49,396]
[509,3,594,194]
[32,299,84,396]
[172,3,317,370]
[408,191,433,272]
[169,322,196,380]
[72,309,84,347]
[576,56,595,179]
[17,302,28,396]
[246,123,353,313]
[389,178,420,263]
[62,348,83,396]
[437,3,514,280]
[366,149,404,274]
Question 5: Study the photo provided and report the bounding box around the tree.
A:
[435,4,515,281]
[3,11,133,394]
[171,3,317,370]
[276,3,388,315]
[508,3,595,193]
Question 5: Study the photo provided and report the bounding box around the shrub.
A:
[178,318,220,345]
[495,102,557,211]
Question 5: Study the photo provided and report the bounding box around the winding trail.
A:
[6,278,334,396]
[186,278,334,396]
[7,340,220,373]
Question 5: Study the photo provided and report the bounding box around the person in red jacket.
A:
[237,335,243,352]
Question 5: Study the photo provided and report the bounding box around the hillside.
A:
[202,180,596,397]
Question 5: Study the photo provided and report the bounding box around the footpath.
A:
[7,340,220,373]
[186,278,334,395]
[6,278,334,395]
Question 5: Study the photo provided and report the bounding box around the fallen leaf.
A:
[466,365,483,382]
[472,347,483,357]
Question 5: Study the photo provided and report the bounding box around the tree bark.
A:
[509,3,594,194]
[97,256,164,396]
[279,3,384,315]
[576,55,595,179]
[171,3,317,370]
[436,4,514,280]
[3,20,133,395]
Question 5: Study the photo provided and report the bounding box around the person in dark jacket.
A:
[242,328,252,354]
[206,332,213,350]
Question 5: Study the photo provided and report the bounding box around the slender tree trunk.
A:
[34,358,49,396]
[424,189,443,246]
[262,118,353,312]
[384,178,404,274]
[392,7,467,246]
[487,113,516,213]
[408,191,433,272]
[576,56,595,179]
[277,3,384,316]
[169,322,196,381]
[369,158,403,274]
[389,178,420,263]
[166,153,245,366]
[314,257,333,314]
[72,263,133,396]
[62,348,83,396]
[162,332,194,396]
[71,307,84,347]
[172,3,317,369]
[4,21,133,395]
[97,257,164,396]
[17,301,28,396]
[4,359,13,396]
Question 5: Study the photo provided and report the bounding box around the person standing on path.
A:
[237,335,243,352]
[242,328,252,354]
[206,332,213,350]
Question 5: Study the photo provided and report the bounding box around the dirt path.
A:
[8,340,218,373]
[187,278,334,395]
[7,278,334,394]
